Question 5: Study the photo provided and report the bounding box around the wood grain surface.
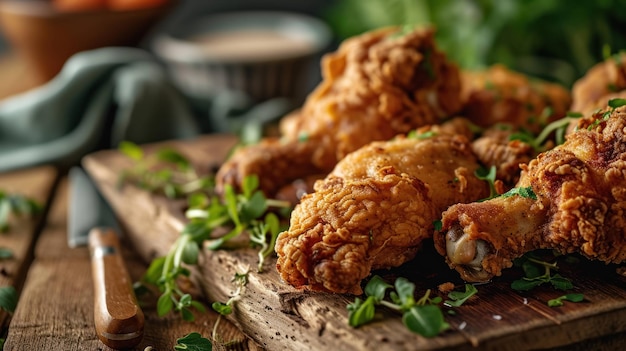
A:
[82,135,626,351]
[0,166,57,329]
[3,172,261,350]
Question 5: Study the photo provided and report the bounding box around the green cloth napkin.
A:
[0,47,201,172]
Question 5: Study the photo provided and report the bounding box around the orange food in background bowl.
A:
[52,0,107,11]
[0,0,175,84]
[108,0,169,11]
[52,0,169,11]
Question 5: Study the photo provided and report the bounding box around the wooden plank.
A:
[4,177,261,350]
[82,136,626,350]
[0,166,57,329]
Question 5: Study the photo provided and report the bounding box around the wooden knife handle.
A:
[89,227,144,349]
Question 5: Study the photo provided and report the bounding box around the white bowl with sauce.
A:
[152,11,332,104]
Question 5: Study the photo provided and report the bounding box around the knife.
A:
[68,167,144,349]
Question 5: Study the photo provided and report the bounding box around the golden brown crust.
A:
[571,53,626,114]
[461,64,571,134]
[276,135,488,294]
[436,106,626,282]
[216,26,463,196]
[471,127,535,186]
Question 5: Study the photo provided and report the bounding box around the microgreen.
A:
[118,141,214,199]
[501,186,537,200]
[547,293,584,307]
[139,174,288,320]
[511,253,574,292]
[444,284,478,307]
[0,247,13,259]
[0,190,42,232]
[174,332,213,351]
[587,98,626,131]
[0,286,18,314]
[347,275,451,338]
[211,271,248,343]
[474,166,498,200]
[510,115,577,152]
[407,130,438,140]
[119,143,292,321]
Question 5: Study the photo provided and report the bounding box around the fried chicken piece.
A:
[435,104,626,282]
[461,65,571,134]
[276,133,489,294]
[471,126,535,186]
[216,26,463,197]
[571,52,626,115]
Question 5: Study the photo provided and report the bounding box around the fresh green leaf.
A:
[364,275,393,302]
[0,247,13,259]
[0,286,18,313]
[433,220,442,231]
[157,292,174,317]
[402,305,449,338]
[511,278,544,291]
[174,332,213,351]
[181,241,200,265]
[474,166,498,200]
[347,296,377,327]
[501,186,537,200]
[119,141,144,161]
[550,274,574,290]
[157,148,191,170]
[444,284,478,307]
[548,293,584,307]
[394,278,416,308]
[608,98,626,109]
[212,301,233,316]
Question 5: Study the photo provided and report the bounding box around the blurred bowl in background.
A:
[0,0,174,84]
[152,11,332,105]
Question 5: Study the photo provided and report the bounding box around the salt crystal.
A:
[458,321,467,330]
[492,314,502,320]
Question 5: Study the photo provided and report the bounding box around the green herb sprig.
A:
[139,174,289,321]
[0,191,42,232]
[211,271,248,343]
[548,293,584,307]
[347,276,477,337]
[119,142,292,320]
[118,141,214,199]
[0,286,18,314]
[444,284,478,307]
[511,253,574,292]
[586,98,626,130]
[174,332,213,351]
[474,165,498,200]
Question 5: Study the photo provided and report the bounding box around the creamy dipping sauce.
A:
[190,30,316,61]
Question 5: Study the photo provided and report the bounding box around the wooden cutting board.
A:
[82,135,626,351]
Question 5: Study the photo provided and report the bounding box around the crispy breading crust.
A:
[276,134,488,294]
[436,106,626,282]
[216,26,463,197]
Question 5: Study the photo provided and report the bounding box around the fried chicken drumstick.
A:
[216,26,463,197]
[435,103,626,282]
[276,127,489,294]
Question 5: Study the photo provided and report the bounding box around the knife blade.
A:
[68,167,144,350]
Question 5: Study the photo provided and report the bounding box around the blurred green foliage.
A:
[324,0,626,87]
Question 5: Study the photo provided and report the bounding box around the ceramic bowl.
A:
[152,11,332,105]
[0,0,174,84]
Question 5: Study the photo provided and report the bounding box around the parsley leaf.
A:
[547,293,584,307]
[0,286,18,314]
[444,284,478,307]
[347,275,450,338]
[511,253,575,294]
[174,332,213,351]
